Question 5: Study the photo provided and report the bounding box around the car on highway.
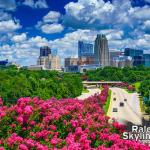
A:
[113,108,118,112]
[124,99,127,101]
[113,98,116,101]
[120,102,124,107]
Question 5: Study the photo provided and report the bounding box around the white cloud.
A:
[41,23,64,34]
[23,0,48,9]
[0,0,16,11]
[63,0,150,31]
[43,11,61,23]
[12,33,27,42]
[0,20,21,33]
[142,20,150,31]
[0,11,11,21]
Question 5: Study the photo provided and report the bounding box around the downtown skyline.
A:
[0,0,150,66]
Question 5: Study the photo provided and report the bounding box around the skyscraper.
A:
[37,46,61,70]
[94,34,109,66]
[78,41,94,57]
[40,46,51,57]
[124,48,144,66]
[78,41,95,65]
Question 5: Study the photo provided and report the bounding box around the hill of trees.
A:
[86,66,150,83]
[0,66,83,102]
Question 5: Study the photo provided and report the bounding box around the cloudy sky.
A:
[0,0,150,66]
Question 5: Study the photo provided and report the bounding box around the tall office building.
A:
[124,48,144,66]
[37,46,61,70]
[40,46,51,57]
[78,41,94,57]
[78,41,95,65]
[144,54,150,67]
[124,48,143,57]
[94,34,109,66]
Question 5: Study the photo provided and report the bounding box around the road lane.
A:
[107,87,142,125]
[77,88,101,100]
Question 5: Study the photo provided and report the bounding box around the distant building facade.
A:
[37,46,61,70]
[109,50,123,66]
[144,54,150,67]
[124,48,143,57]
[94,34,109,66]
[112,56,133,68]
[65,57,78,67]
[124,48,144,66]
[78,41,94,57]
[78,41,95,65]
[40,46,51,57]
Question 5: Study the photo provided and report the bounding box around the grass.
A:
[82,88,89,93]
[139,96,145,112]
[104,90,112,114]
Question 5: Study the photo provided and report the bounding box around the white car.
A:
[113,108,118,112]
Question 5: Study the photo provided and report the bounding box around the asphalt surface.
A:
[107,87,142,125]
[77,88,101,100]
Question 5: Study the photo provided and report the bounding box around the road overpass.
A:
[83,81,123,88]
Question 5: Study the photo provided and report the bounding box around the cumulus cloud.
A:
[12,33,27,42]
[0,20,21,33]
[23,0,48,9]
[0,0,16,11]
[142,20,150,31]
[43,11,61,23]
[41,24,64,34]
[63,0,150,32]
[36,11,63,34]
[0,35,49,66]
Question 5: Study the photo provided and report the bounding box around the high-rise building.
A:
[144,54,150,67]
[37,46,61,70]
[65,57,78,67]
[124,48,143,57]
[40,46,51,57]
[124,48,144,66]
[78,41,94,57]
[78,41,95,65]
[94,34,109,66]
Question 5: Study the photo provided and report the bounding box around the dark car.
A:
[113,98,116,101]
[113,108,118,112]
[124,99,127,101]
[120,102,124,107]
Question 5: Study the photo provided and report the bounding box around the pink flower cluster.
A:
[0,86,149,149]
[112,82,135,91]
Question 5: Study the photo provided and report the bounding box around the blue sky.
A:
[0,0,150,66]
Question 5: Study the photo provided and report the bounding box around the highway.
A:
[77,88,101,100]
[107,87,142,125]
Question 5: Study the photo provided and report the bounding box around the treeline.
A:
[86,66,150,83]
[0,66,83,102]
[140,80,150,114]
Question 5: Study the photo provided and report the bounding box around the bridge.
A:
[83,81,123,88]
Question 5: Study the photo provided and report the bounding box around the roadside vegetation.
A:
[82,88,89,93]
[0,66,83,102]
[103,90,112,114]
[86,66,150,83]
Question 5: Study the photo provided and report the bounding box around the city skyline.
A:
[0,0,150,66]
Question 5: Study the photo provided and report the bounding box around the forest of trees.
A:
[0,66,83,102]
[86,66,150,83]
